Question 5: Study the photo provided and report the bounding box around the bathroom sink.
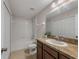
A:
[46,39,68,47]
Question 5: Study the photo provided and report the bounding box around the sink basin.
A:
[46,39,68,47]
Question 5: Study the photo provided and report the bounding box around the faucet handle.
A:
[61,37,64,40]
[59,36,64,41]
[54,36,59,40]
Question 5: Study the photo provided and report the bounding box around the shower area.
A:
[10,17,37,59]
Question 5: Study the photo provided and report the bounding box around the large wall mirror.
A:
[46,1,78,39]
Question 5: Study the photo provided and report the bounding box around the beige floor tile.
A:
[10,49,36,59]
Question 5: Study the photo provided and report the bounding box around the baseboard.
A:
[11,48,28,53]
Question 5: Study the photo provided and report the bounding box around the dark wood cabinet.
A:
[37,40,74,59]
[37,41,43,59]
[37,46,42,59]
[43,44,58,59]
[43,50,55,59]
[59,54,69,59]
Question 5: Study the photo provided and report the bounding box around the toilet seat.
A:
[28,43,37,55]
[28,44,37,48]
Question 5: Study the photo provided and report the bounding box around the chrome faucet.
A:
[55,36,64,41]
[55,36,60,40]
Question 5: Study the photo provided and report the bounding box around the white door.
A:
[1,0,11,59]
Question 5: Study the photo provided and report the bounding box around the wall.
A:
[46,9,78,38]
[11,17,33,52]
[1,0,11,59]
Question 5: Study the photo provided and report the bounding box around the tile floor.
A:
[10,49,36,59]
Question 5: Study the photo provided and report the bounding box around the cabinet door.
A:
[37,45,43,59]
[59,54,69,59]
[43,50,55,59]
[43,44,58,59]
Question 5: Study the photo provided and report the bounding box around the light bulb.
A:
[58,0,65,4]
[51,2,56,8]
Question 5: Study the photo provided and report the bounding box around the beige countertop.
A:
[37,38,78,59]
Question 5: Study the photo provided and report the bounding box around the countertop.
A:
[37,38,78,59]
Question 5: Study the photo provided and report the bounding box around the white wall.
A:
[11,17,33,52]
[46,10,78,38]
[1,0,11,59]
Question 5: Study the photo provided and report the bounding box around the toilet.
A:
[28,43,37,55]
[24,43,37,59]
[24,43,36,55]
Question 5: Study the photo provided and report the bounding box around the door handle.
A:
[1,48,7,53]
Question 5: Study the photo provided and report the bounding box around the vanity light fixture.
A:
[42,22,45,25]
[51,0,66,8]
[51,2,56,8]
[58,0,65,4]
[61,0,76,7]
[49,0,76,14]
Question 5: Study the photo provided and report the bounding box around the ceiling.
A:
[8,0,53,19]
[47,0,78,20]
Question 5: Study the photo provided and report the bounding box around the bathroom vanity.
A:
[37,38,77,59]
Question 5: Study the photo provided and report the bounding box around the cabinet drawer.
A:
[43,44,58,59]
[37,40,43,47]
